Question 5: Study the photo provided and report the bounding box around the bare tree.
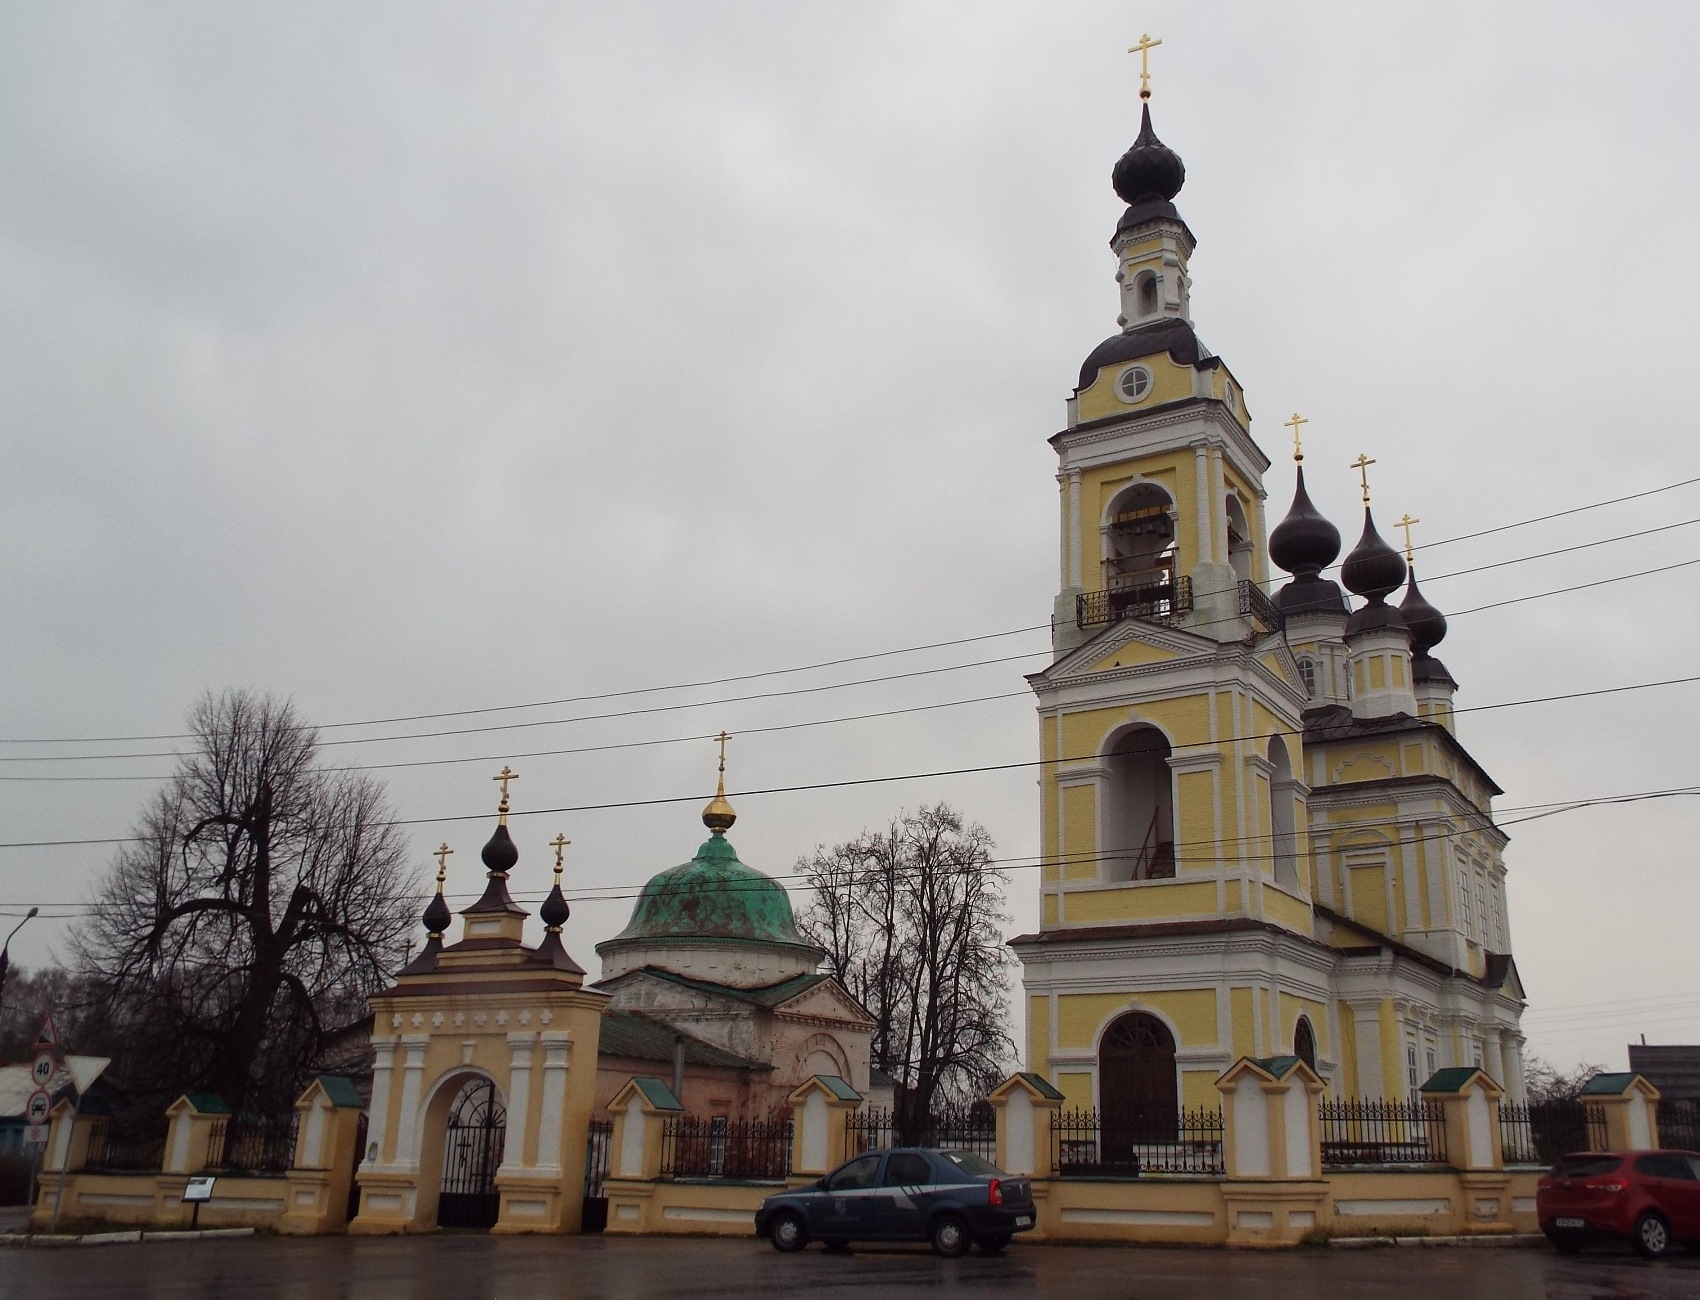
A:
[70,690,416,1114]
[796,804,1014,1137]
[1523,1056,1607,1103]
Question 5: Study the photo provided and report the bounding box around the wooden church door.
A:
[1100,1012,1178,1162]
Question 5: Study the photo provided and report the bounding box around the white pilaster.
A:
[501,1032,537,1172]
[393,1034,430,1169]
[533,1031,573,1176]
[367,1035,398,1165]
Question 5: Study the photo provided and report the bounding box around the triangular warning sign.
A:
[32,1014,59,1051]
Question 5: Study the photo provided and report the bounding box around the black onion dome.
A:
[1112,103,1186,205]
[422,891,452,937]
[539,882,570,930]
[1340,508,1406,604]
[1399,568,1448,656]
[1269,466,1341,578]
[481,822,519,875]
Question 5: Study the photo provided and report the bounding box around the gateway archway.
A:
[437,1076,506,1229]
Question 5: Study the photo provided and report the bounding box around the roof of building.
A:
[1077,317,1219,393]
[1302,705,1505,798]
[1627,1045,1700,1100]
[609,966,833,1010]
[596,1010,770,1072]
[597,833,821,958]
[316,1075,366,1108]
[0,1056,108,1119]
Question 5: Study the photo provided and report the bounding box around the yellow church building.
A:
[1009,88,1525,1134]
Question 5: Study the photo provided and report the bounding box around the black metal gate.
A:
[581,1118,613,1233]
[438,1078,505,1229]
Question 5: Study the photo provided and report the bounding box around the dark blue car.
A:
[754,1148,1036,1257]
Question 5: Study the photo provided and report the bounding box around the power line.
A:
[6,470,1697,749]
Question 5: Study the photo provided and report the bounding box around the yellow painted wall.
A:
[1055,988,1217,1051]
[1056,1071,1094,1109]
[1059,879,1217,924]
[1077,353,1198,425]
[1349,863,1390,935]
[1062,784,1097,879]
[1230,988,1256,1059]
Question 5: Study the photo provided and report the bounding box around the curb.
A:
[1329,1233,1545,1249]
[0,1227,256,1248]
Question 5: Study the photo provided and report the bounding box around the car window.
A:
[882,1153,932,1186]
[826,1155,881,1191]
[1634,1154,1687,1179]
[1553,1155,1622,1178]
[1688,1156,1700,1181]
[940,1150,1005,1178]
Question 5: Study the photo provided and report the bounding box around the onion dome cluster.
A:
[1269,466,1347,616]
[1340,508,1409,638]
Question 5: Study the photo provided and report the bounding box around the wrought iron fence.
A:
[1237,579,1283,633]
[1499,1100,1606,1165]
[205,1113,298,1174]
[581,1117,614,1233]
[1658,1099,1700,1151]
[1051,1107,1225,1177]
[660,1116,792,1181]
[1318,1097,1448,1168]
[81,1115,169,1173]
[1077,577,1193,629]
[845,1105,998,1161]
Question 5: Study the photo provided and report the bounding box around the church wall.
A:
[1075,354,1203,428]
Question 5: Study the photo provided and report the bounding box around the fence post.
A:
[1420,1068,1504,1171]
[163,1094,231,1175]
[32,1098,95,1229]
[988,1073,1065,1178]
[281,1075,366,1235]
[1215,1056,1327,1246]
[787,1076,862,1178]
[1579,1073,1661,1150]
[602,1077,683,1235]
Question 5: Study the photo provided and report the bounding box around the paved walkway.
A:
[1,1233,1696,1298]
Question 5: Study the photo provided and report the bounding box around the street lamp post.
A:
[0,907,40,1000]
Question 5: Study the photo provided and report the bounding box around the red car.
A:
[1537,1150,1700,1258]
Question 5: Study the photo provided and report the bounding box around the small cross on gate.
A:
[550,833,570,875]
[1396,514,1421,563]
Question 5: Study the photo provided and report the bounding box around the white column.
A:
[393,1035,430,1169]
[301,1096,328,1170]
[1209,446,1228,567]
[1192,443,1211,565]
[501,1033,537,1171]
[1067,470,1083,588]
[533,1032,572,1176]
[366,1035,398,1165]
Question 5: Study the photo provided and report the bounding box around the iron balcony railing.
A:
[1237,579,1283,633]
[660,1115,792,1181]
[1318,1097,1448,1168]
[1052,1107,1225,1177]
[1077,576,1193,630]
[845,1105,998,1162]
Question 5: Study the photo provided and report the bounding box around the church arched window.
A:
[1103,483,1177,619]
[1268,735,1299,889]
[1293,1017,1317,1072]
[1136,270,1159,317]
[1100,1012,1178,1153]
[1225,494,1254,583]
[1295,656,1316,700]
[1105,726,1175,881]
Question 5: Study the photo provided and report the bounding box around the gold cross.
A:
[1128,33,1162,101]
[1350,453,1377,505]
[715,730,731,775]
[494,765,518,806]
[1284,412,1308,463]
[1396,514,1420,562]
[550,833,570,876]
[434,842,452,891]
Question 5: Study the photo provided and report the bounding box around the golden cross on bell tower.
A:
[1128,33,1163,101]
[493,765,519,823]
[1396,514,1420,563]
[433,842,453,892]
[550,833,570,878]
[1284,412,1309,463]
[1350,453,1377,506]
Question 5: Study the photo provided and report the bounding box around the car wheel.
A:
[1632,1211,1671,1260]
[931,1214,971,1259]
[768,1211,808,1253]
[977,1232,1012,1255]
[1547,1232,1583,1255]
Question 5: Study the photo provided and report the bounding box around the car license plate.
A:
[1015,1216,1032,1228]
[1555,1217,1585,1229]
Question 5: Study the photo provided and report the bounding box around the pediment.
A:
[776,978,874,1028]
[1038,618,1215,685]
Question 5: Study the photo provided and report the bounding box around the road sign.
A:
[25,1088,51,1125]
[31,1052,54,1085]
[23,1124,47,1145]
[31,1014,59,1051]
[183,1176,216,1203]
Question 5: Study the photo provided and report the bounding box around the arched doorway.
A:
[437,1076,506,1229]
[1100,1012,1179,1162]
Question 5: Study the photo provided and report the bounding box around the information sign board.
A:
[183,1176,216,1203]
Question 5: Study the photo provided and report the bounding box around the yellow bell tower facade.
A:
[1012,79,1527,1122]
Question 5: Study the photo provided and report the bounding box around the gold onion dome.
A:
[702,731,737,834]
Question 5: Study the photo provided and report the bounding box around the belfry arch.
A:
[1268,734,1299,889]
[1102,482,1178,613]
[1104,724,1175,881]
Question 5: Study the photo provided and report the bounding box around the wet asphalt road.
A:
[1,1234,1697,1300]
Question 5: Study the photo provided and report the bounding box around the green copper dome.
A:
[598,834,820,954]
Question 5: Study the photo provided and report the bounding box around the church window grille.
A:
[1425,1047,1437,1081]
[1294,1017,1317,1072]
[1117,364,1154,403]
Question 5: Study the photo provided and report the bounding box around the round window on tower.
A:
[1117,365,1154,404]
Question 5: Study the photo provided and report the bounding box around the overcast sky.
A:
[2,3,1696,1075]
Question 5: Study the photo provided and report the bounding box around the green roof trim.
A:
[813,1075,862,1102]
[597,835,821,954]
[1018,1071,1066,1100]
[623,967,831,1009]
[1579,1072,1639,1096]
[1255,1055,1303,1080]
[183,1092,232,1115]
[1420,1067,1482,1094]
[315,1075,365,1109]
[631,1076,684,1111]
